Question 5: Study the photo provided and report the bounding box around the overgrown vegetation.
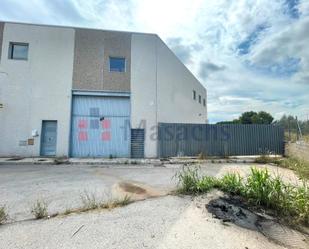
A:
[176,166,309,225]
[0,205,8,225]
[31,199,48,219]
[254,155,309,180]
[62,192,132,215]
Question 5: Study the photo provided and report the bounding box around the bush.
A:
[0,206,8,225]
[31,200,48,219]
[176,167,309,225]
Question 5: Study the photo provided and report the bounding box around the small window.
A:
[89,107,100,117]
[203,98,206,107]
[193,90,196,100]
[109,57,125,72]
[9,42,29,60]
[199,95,201,104]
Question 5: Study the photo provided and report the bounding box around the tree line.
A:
[217,112,309,135]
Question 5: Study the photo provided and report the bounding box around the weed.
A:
[220,173,244,195]
[101,195,132,209]
[175,166,201,194]
[114,195,131,206]
[255,155,309,181]
[197,152,207,160]
[0,205,8,225]
[62,195,132,216]
[80,191,99,210]
[175,166,309,225]
[278,157,309,181]
[31,199,48,219]
[254,154,280,164]
[245,167,273,206]
[196,176,218,192]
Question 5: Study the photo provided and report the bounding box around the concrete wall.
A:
[0,23,75,157]
[73,29,131,92]
[0,22,4,61]
[131,34,207,157]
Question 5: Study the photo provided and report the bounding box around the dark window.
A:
[9,42,29,60]
[90,107,100,117]
[109,57,125,72]
[199,95,201,104]
[193,90,196,100]
[203,99,206,107]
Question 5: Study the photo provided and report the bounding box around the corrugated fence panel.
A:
[158,123,284,157]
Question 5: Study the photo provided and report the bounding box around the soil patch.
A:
[118,182,147,194]
[112,181,167,201]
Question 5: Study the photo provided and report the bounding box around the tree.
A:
[239,111,258,124]
[217,111,274,125]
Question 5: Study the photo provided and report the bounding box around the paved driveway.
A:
[0,162,299,221]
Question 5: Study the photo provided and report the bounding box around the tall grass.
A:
[278,157,309,181]
[254,155,309,181]
[31,200,48,219]
[176,167,309,225]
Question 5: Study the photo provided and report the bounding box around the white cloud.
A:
[0,0,308,123]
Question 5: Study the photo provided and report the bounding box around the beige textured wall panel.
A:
[73,29,131,91]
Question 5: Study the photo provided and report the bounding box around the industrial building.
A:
[0,22,207,158]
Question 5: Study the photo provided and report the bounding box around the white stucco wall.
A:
[0,23,75,157]
[156,37,207,124]
[131,34,207,158]
[130,34,158,158]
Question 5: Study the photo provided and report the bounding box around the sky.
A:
[0,0,308,123]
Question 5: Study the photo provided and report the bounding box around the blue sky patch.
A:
[247,57,301,78]
[237,24,269,55]
[284,0,300,19]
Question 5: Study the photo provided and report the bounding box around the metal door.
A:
[71,95,130,157]
[40,121,57,156]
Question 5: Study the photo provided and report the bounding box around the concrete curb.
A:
[0,157,258,166]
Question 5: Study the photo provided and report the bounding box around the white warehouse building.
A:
[0,22,207,158]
